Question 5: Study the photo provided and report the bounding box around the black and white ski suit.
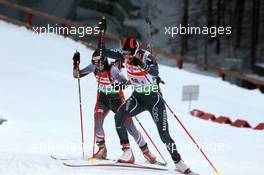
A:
[102,48,182,162]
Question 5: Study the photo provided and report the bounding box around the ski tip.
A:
[216,171,221,175]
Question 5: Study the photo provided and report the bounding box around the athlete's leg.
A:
[114,95,145,144]
[94,109,109,144]
[124,118,147,148]
[147,92,181,162]
[93,94,109,158]
[94,94,109,144]
[110,93,147,148]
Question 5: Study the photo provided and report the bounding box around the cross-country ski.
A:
[62,159,169,171]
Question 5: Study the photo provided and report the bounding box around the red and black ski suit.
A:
[73,62,148,149]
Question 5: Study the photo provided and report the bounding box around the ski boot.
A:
[117,143,135,164]
[142,147,157,163]
[175,159,192,174]
[94,143,107,159]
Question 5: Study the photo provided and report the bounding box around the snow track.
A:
[0,21,263,175]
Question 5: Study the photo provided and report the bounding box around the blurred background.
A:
[0,0,264,91]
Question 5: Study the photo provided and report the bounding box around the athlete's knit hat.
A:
[121,38,139,56]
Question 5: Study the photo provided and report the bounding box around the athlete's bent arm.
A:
[73,64,96,78]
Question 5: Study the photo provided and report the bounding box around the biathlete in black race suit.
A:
[99,37,193,174]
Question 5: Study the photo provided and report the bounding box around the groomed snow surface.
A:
[0,21,263,175]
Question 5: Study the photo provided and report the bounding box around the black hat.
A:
[121,38,139,56]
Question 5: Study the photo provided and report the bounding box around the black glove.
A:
[98,17,107,31]
[73,51,80,67]
[157,76,165,85]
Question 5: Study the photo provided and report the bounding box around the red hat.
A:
[121,38,139,56]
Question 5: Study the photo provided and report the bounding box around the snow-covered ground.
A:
[0,21,264,175]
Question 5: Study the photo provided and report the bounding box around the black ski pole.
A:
[145,17,153,53]
[75,50,85,159]
[92,16,106,158]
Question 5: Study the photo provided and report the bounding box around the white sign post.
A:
[182,85,200,112]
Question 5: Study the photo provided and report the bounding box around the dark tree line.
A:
[180,0,263,70]
[181,0,189,55]
[251,0,261,68]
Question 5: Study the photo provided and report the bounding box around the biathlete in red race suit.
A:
[72,50,156,163]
